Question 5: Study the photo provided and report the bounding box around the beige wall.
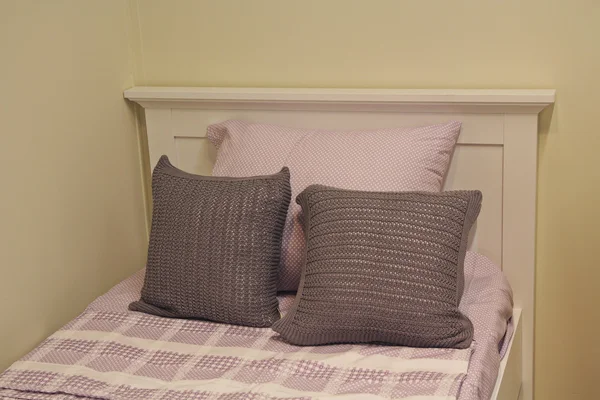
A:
[0,1,148,369]
[131,1,600,398]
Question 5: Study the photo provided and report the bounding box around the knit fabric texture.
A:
[129,156,291,328]
[272,185,481,348]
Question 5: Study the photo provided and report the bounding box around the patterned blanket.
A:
[0,252,513,400]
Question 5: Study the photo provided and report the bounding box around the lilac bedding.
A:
[0,252,512,400]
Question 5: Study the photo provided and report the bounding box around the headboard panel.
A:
[125,87,554,400]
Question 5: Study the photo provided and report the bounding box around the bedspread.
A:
[0,252,513,400]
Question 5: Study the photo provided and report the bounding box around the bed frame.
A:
[124,87,555,400]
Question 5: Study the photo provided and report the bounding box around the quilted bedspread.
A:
[0,252,512,400]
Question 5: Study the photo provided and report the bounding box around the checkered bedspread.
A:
[0,252,513,400]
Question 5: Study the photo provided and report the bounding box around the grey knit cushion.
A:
[272,185,481,348]
[129,156,291,327]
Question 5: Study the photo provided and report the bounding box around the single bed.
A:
[0,88,554,400]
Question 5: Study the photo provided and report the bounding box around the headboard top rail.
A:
[125,87,555,113]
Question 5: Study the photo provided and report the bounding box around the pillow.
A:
[271,185,481,348]
[129,156,291,327]
[208,120,462,291]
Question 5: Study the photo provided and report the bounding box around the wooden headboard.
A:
[125,87,554,400]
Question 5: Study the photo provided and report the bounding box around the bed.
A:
[0,87,554,400]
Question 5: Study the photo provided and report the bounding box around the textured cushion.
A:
[271,185,481,348]
[208,120,461,291]
[129,156,291,327]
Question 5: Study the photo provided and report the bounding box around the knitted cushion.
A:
[272,185,481,348]
[129,156,291,327]
[208,120,461,291]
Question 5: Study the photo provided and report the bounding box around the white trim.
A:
[124,87,555,105]
[124,87,555,114]
[125,86,554,400]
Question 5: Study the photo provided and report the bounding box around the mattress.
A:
[0,252,512,400]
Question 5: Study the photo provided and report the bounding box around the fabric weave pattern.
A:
[0,251,513,400]
[130,156,291,327]
[273,185,481,348]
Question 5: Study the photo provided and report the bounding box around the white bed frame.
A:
[124,87,555,400]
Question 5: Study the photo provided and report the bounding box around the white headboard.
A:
[125,87,554,400]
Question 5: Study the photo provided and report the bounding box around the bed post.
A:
[502,113,540,400]
[144,108,176,169]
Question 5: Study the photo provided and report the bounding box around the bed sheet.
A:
[0,252,512,400]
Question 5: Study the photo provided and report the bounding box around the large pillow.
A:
[129,156,291,327]
[271,185,481,348]
[208,120,461,291]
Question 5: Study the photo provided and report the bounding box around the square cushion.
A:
[208,120,461,291]
[271,185,481,348]
[129,156,291,327]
